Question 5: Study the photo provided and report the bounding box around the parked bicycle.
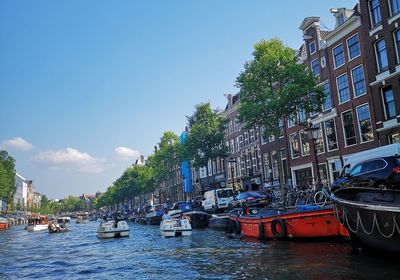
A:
[313,184,332,206]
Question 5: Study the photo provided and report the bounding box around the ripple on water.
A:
[1,221,400,279]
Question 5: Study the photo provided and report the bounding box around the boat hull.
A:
[230,207,348,239]
[209,215,229,230]
[0,222,9,230]
[160,229,192,237]
[170,210,210,228]
[97,230,129,238]
[26,224,48,232]
[332,187,400,253]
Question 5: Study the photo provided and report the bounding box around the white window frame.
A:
[311,58,320,77]
[289,132,300,159]
[336,73,351,105]
[389,0,400,16]
[299,129,310,157]
[374,38,389,73]
[341,109,357,147]
[393,28,400,64]
[381,86,396,120]
[324,118,339,152]
[321,81,332,112]
[309,41,316,55]
[350,64,367,98]
[346,33,361,61]
[356,103,374,144]
[369,0,382,27]
[332,43,345,69]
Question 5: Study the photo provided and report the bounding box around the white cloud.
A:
[114,146,140,160]
[2,137,34,151]
[31,148,107,173]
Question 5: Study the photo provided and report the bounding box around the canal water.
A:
[0,221,399,280]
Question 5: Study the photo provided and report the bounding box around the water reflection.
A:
[0,222,399,279]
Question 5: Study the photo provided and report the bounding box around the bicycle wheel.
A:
[314,191,327,206]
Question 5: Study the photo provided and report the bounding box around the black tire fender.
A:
[233,220,241,234]
[270,219,287,239]
[258,222,265,240]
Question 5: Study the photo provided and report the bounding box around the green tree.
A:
[236,38,323,188]
[0,150,16,212]
[183,103,229,190]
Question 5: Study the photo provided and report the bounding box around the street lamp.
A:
[306,118,321,185]
[229,157,236,191]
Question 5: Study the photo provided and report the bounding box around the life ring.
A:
[270,219,287,239]
[258,222,265,240]
[233,220,241,234]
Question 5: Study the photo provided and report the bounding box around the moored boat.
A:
[97,220,129,238]
[160,214,192,237]
[0,217,9,230]
[168,202,210,228]
[76,216,88,224]
[48,218,68,233]
[229,205,349,240]
[208,214,229,230]
[26,215,49,232]
[145,205,165,225]
[332,187,400,253]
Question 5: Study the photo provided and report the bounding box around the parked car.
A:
[331,156,400,192]
[202,188,234,213]
[229,191,269,209]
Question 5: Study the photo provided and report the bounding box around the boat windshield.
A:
[217,189,234,198]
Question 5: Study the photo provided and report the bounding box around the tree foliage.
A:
[0,150,16,211]
[183,103,228,170]
[236,38,324,138]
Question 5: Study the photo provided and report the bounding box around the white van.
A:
[202,188,234,213]
[340,144,400,177]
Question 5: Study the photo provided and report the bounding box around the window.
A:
[389,133,400,143]
[236,157,241,177]
[311,59,320,76]
[278,118,284,138]
[239,135,243,148]
[351,66,366,97]
[342,110,357,146]
[394,29,400,62]
[382,87,396,119]
[290,133,300,159]
[369,0,382,26]
[337,74,350,103]
[375,39,388,72]
[309,41,316,54]
[347,34,360,60]
[263,154,270,180]
[357,104,374,142]
[271,151,279,180]
[300,130,310,156]
[244,132,249,146]
[314,123,325,154]
[322,82,332,111]
[319,164,328,184]
[287,114,296,128]
[298,109,306,123]
[324,119,338,151]
[390,0,400,15]
[333,44,345,68]
[260,126,268,144]
[231,139,235,153]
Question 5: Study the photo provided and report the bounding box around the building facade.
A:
[14,173,28,208]
[359,0,400,144]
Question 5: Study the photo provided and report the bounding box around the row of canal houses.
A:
[0,173,41,212]
[143,0,400,206]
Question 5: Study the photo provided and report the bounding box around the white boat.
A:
[97,220,129,238]
[26,215,49,232]
[160,215,192,237]
[58,216,71,223]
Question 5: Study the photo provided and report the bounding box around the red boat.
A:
[0,217,9,230]
[229,206,349,240]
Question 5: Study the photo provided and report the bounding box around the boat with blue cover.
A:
[168,201,210,228]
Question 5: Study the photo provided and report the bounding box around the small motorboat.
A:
[48,219,68,233]
[26,215,49,232]
[332,187,400,252]
[76,216,88,224]
[160,214,192,237]
[144,205,165,225]
[168,202,210,228]
[58,216,71,223]
[97,220,129,238]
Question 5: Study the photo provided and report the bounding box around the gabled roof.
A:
[299,17,320,31]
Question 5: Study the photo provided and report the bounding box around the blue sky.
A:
[0,0,356,198]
